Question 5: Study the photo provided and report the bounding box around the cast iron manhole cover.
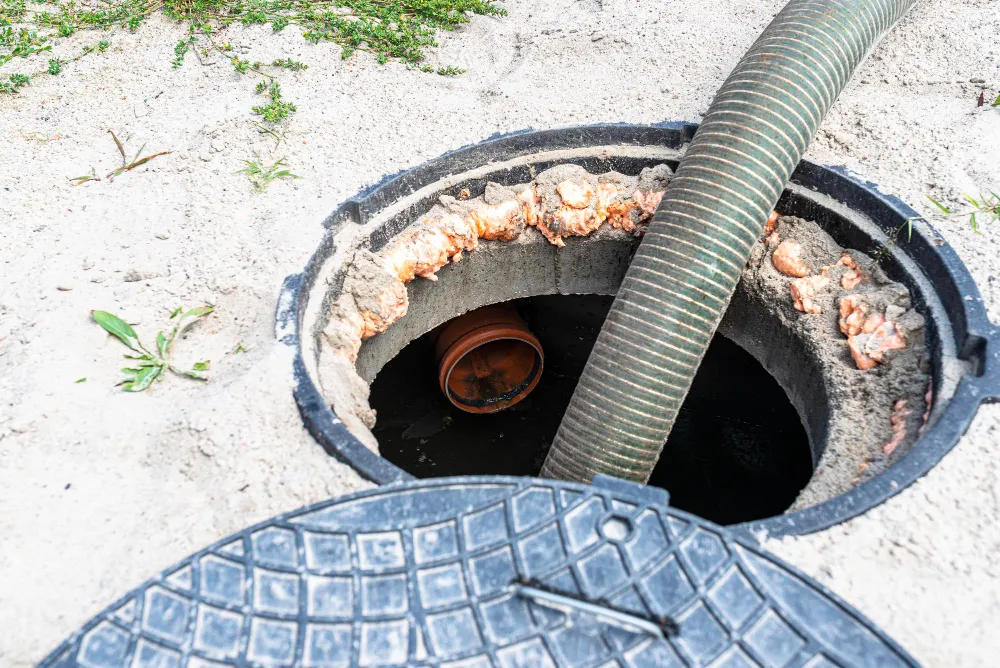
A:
[42,476,916,667]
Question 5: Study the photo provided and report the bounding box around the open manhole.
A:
[370,294,813,527]
[279,122,1000,539]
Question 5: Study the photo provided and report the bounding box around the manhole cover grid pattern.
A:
[43,479,913,667]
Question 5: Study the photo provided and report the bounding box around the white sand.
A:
[1,0,998,664]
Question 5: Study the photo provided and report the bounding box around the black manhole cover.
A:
[42,476,916,667]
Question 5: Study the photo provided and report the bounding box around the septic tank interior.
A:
[369,293,814,526]
[295,129,972,538]
[4,0,1000,665]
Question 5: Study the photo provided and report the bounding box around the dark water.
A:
[370,295,814,525]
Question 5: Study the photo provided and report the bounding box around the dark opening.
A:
[369,295,814,525]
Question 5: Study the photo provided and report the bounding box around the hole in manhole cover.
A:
[370,294,813,526]
[280,123,1000,539]
[600,514,633,541]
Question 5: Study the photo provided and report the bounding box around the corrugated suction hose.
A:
[542,0,919,483]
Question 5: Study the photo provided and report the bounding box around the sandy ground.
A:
[1,0,998,665]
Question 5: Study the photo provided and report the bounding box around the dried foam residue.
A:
[322,163,674,363]
[749,215,933,505]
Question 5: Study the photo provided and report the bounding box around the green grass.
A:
[234,156,300,191]
[1,0,505,110]
[873,191,1000,264]
[924,191,1000,234]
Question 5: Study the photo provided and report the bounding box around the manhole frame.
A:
[277,122,1000,540]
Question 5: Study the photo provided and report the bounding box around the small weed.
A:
[91,306,214,392]
[251,121,283,149]
[0,72,30,93]
[925,192,1000,234]
[69,131,172,184]
[251,81,296,123]
[234,157,300,191]
[272,58,306,71]
[75,377,87,383]
[873,192,1000,264]
[233,58,254,76]
[105,129,171,180]
[420,64,466,76]
[68,166,100,185]
[47,57,61,75]
[172,34,196,68]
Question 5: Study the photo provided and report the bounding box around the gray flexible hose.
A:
[541,0,919,483]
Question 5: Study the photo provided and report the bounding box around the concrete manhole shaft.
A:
[279,123,1000,539]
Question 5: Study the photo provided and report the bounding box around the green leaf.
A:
[192,360,210,371]
[123,365,162,392]
[971,212,979,234]
[157,331,169,357]
[926,195,952,215]
[92,310,142,351]
[75,377,86,383]
[117,367,140,384]
[170,306,182,319]
[170,305,214,344]
[993,94,1000,107]
[181,305,214,319]
[183,369,208,380]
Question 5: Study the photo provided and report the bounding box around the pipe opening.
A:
[370,294,814,525]
[444,339,541,410]
[433,304,544,413]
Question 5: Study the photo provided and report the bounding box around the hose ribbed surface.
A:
[541,0,919,483]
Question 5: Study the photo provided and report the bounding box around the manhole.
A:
[279,122,1000,540]
[40,476,918,667]
[370,294,813,527]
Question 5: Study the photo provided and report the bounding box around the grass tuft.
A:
[234,156,300,191]
[873,191,1000,264]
